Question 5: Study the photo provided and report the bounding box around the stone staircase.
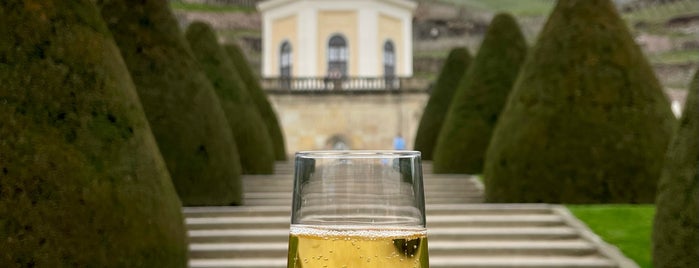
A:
[184,162,637,268]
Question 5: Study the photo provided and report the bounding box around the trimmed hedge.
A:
[652,69,698,268]
[0,0,186,266]
[186,22,275,174]
[224,43,287,161]
[97,0,244,205]
[414,47,472,160]
[433,13,527,174]
[484,0,676,203]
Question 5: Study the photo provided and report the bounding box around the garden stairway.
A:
[184,162,637,268]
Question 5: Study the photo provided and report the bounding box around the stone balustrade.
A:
[260,76,430,93]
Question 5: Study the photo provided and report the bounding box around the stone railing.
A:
[260,76,430,93]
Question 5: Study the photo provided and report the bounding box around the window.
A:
[383,40,396,88]
[383,40,395,78]
[280,41,292,78]
[327,34,348,78]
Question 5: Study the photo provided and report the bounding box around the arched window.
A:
[327,34,348,78]
[383,40,396,78]
[280,41,292,78]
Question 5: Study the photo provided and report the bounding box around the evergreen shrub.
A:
[186,22,275,174]
[414,47,472,160]
[433,13,527,174]
[652,70,698,268]
[0,1,187,266]
[97,0,244,205]
[224,43,287,161]
[484,0,675,203]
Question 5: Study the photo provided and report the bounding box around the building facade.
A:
[258,0,416,79]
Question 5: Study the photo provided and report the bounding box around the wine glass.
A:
[287,150,428,268]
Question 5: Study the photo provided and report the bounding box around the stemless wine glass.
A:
[287,150,428,268]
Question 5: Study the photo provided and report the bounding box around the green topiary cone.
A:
[224,43,287,161]
[96,0,244,205]
[186,22,275,174]
[0,0,186,266]
[484,0,676,203]
[433,13,527,174]
[414,47,472,160]
[652,69,698,268]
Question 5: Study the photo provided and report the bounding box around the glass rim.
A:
[295,150,420,159]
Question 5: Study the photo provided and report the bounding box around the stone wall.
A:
[267,92,428,155]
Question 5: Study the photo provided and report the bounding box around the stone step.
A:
[184,206,292,217]
[241,184,482,192]
[273,161,434,168]
[190,258,286,268]
[428,256,616,268]
[240,192,484,201]
[241,179,481,188]
[186,216,290,230]
[188,229,290,243]
[240,187,483,197]
[239,191,482,199]
[189,239,597,259]
[428,240,598,256]
[427,204,553,214]
[186,214,564,230]
[243,197,484,206]
[241,179,481,187]
[185,162,631,268]
[428,226,579,241]
[187,226,579,243]
[190,256,616,268]
[273,163,436,173]
[244,172,471,178]
[183,204,554,218]
[243,191,484,200]
[243,173,475,180]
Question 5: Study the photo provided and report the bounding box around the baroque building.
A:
[258,0,416,79]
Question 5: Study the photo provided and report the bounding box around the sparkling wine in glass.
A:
[287,150,428,268]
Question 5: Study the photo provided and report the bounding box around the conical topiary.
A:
[484,0,676,203]
[97,0,244,205]
[224,43,287,161]
[433,13,527,174]
[652,70,698,268]
[0,0,186,266]
[186,22,275,174]
[414,47,472,160]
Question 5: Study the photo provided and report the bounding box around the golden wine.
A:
[287,225,429,268]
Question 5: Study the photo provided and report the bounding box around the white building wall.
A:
[401,10,413,76]
[358,8,379,76]
[262,13,272,76]
[297,7,317,77]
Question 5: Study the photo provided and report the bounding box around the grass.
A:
[169,1,255,13]
[567,205,655,268]
[439,0,555,17]
[648,49,699,65]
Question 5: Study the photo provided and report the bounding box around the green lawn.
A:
[568,205,655,268]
